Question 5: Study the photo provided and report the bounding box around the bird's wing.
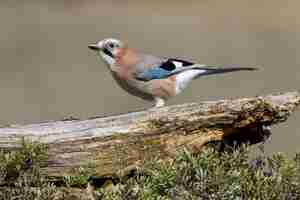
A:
[134,57,199,81]
[134,55,257,81]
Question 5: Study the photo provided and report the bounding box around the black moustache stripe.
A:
[103,48,114,58]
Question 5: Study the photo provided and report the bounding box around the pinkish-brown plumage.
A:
[146,76,177,98]
[115,47,139,80]
[113,47,177,101]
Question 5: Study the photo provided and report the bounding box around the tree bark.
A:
[0,92,299,179]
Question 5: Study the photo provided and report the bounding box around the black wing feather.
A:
[159,58,194,71]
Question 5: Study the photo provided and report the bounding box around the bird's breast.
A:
[110,71,154,101]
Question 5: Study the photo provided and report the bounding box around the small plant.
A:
[0,138,48,185]
[1,139,300,200]
[0,138,56,200]
[63,162,96,187]
[96,145,300,200]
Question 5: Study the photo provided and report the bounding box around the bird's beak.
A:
[88,44,101,51]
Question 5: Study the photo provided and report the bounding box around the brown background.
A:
[1,0,299,154]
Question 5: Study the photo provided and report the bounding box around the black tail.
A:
[195,66,258,77]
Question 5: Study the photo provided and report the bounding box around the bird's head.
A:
[88,38,125,66]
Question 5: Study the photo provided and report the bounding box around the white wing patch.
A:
[172,61,183,68]
[175,69,206,94]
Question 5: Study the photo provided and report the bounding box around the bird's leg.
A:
[154,98,165,107]
[148,98,165,118]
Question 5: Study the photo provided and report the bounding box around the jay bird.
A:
[88,38,257,107]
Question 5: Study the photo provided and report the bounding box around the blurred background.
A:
[0,0,299,154]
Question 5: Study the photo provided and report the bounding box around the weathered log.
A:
[0,92,299,179]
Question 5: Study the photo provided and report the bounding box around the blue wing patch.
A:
[136,58,194,81]
[136,68,173,81]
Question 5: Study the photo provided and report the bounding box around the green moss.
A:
[146,119,170,129]
[108,133,131,140]
[142,138,162,146]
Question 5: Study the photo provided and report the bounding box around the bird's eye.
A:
[108,43,114,48]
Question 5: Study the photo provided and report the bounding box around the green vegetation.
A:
[98,145,300,200]
[0,139,56,200]
[63,162,96,188]
[1,140,300,200]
